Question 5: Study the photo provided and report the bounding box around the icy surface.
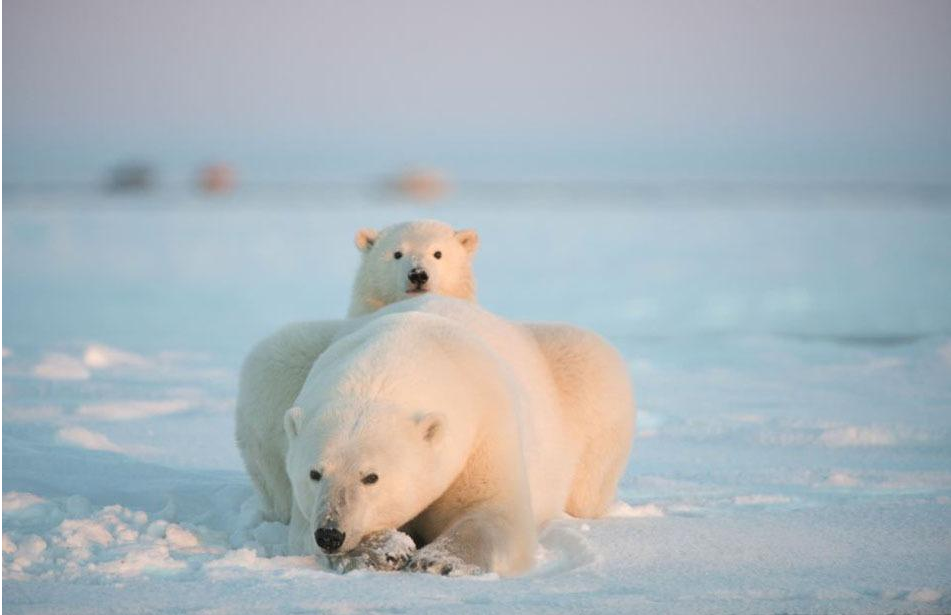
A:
[3,187,951,613]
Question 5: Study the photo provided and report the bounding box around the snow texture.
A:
[3,187,951,613]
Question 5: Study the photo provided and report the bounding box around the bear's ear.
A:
[454,229,479,254]
[415,412,444,444]
[284,406,304,438]
[354,228,378,253]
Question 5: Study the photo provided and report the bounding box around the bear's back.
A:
[356,297,576,521]
[296,300,517,425]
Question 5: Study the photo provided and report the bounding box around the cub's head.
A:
[283,405,446,555]
[348,220,479,316]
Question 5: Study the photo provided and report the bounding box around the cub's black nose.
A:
[408,268,429,287]
[315,527,346,553]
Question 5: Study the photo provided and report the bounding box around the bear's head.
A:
[283,404,448,555]
[348,220,479,316]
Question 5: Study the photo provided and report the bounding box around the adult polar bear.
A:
[238,296,633,575]
[238,220,633,514]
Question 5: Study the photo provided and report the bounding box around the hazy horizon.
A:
[4,0,951,185]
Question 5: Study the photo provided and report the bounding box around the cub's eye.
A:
[362,473,379,485]
[309,470,322,481]
[393,251,403,260]
[433,251,442,259]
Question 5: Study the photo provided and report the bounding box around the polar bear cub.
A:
[349,220,479,316]
[244,296,632,575]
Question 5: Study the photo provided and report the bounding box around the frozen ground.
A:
[3,186,951,614]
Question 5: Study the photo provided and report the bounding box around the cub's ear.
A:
[284,406,304,438]
[414,412,445,444]
[354,228,379,252]
[454,229,479,254]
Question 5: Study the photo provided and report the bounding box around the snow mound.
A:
[56,427,126,454]
[28,344,201,384]
[908,587,944,604]
[530,524,598,578]
[3,492,48,512]
[82,344,151,369]
[605,501,664,518]
[1,494,225,581]
[32,354,90,381]
[77,399,195,421]
[825,471,861,487]
[1,490,611,585]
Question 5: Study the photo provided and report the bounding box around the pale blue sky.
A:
[4,0,951,183]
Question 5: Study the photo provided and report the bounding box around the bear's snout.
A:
[315,527,346,553]
[408,268,429,290]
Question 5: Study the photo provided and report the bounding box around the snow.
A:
[605,501,665,518]
[2,493,47,513]
[3,186,951,613]
[55,427,126,453]
[818,425,900,447]
[732,494,790,506]
[76,399,195,421]
[82,344,151,370]
[31,353,90,381]
[30,344,153,381]
[909,588,944,604]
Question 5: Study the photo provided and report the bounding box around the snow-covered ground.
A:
[4,186,951,613]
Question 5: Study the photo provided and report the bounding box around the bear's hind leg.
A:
[565,437,629,518]
[528,323,635,519]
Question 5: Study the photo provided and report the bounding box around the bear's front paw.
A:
[328,529,416,573]
[406,550,483,576]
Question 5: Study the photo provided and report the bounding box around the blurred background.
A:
[5,0,951,186]
[3,3,951,610]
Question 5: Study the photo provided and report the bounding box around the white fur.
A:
[235,297,634,576]
[349,220,478,317]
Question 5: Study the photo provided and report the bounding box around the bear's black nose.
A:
[408,268,429,287]
[315,527,346,553]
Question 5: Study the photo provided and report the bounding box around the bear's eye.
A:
[362,473,379,485]
[393,251,403,260]
[433,251,442,259]
[309,469,322,481]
